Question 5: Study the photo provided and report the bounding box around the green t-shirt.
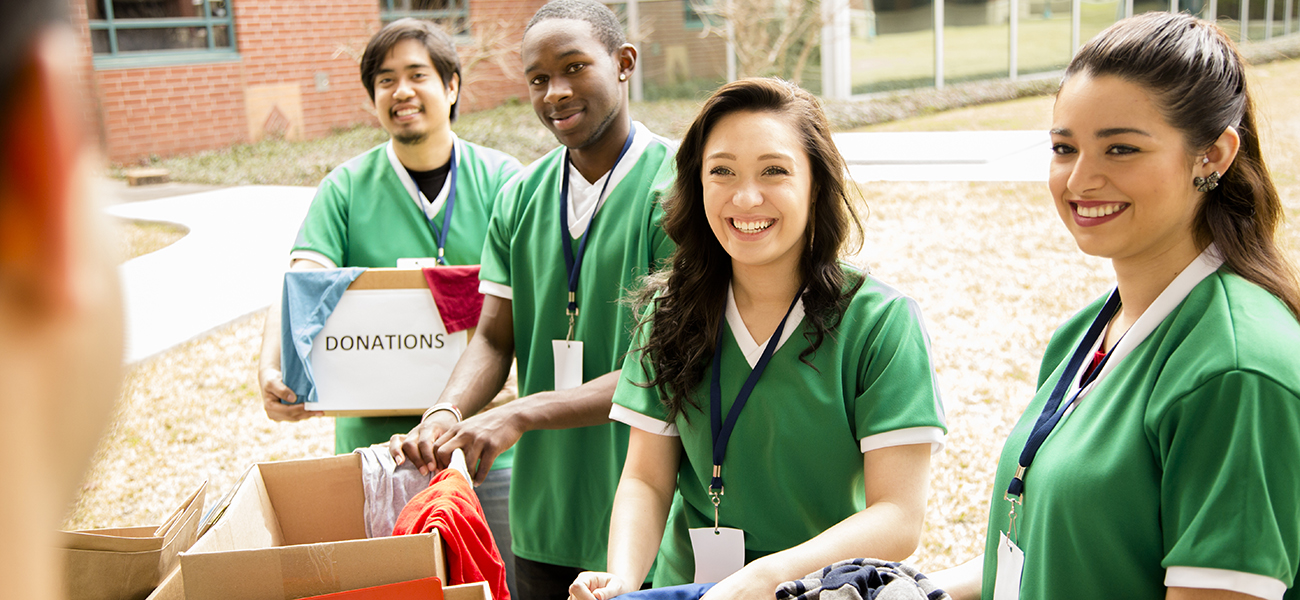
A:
[613,271,946,585]
[478,122,677,570]
[290,137,522,458]
[982,269,1300,600]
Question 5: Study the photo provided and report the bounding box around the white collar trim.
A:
[564,121,653,239]
[725,282,806,369]
[1071,245,1224,401]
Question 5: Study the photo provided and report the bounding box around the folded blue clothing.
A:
[280,267,366,404]
[619,583,715,600]
[776,559,949,600]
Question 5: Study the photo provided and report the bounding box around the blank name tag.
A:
[689,527,745,584]
[552,340,584,391]
[993,531,1025,600]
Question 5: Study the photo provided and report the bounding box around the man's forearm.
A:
[506,369,621,431]
[437,332,514,417]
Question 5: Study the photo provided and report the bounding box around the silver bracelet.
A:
[422,402,463,424]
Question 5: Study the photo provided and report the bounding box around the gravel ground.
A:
[71,57,1300,574]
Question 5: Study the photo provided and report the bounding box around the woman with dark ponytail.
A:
[569,78,946,600]
[933,12,1300,600]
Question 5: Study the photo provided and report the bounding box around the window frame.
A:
[683,0,716,31]
[378,0,471,34]
[89,0,240,70]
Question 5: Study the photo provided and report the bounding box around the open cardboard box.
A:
[61,482,207,600]
[147,454,457,600]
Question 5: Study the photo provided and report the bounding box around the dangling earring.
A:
[807,202,816,252]
[1194,171,1221,192]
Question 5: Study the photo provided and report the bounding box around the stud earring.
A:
[619,73,627,81]
[1202,156,1210,165]
[1194,171,1221,192]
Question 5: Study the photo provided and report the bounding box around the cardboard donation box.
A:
[61,481,207,600]
[149,454,447,600]
[294,268,472,416]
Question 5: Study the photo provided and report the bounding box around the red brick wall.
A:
[235,0,378,140]
[458,0,541,111]
[83,0,378,164]
[70,1,101,152]
[76,0,723,164]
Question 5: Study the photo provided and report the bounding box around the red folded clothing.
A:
[422,266,484,334]
[392,469,509,600]
[299,577,444,599]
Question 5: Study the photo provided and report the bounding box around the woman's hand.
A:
[569,571,639,600]
[700,560,787,600]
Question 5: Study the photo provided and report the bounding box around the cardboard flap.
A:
[189,465,283,553]
[258,454,366,544]
[60,480,206,553]
[155,481,208,540]
[181,533,442,600]
[60,526,164,553]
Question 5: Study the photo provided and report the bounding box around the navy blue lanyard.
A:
[709,285,806,500]
[421,144,458,266]
[559,129,635,323]
[1005,291,1122,502]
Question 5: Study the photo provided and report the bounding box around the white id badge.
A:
[688,527,745,584]
[993,531,1025,600]
[552,340,584,391]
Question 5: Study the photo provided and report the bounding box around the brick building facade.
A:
[74,0,726,165]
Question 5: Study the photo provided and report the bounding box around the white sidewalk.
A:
[104,130,1049,364]
[836,130,1050,182]
[106,186,314,364]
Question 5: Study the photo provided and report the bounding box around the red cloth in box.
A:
[392,469,509,600]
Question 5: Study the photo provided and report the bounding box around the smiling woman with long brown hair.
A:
[568,77,947,600]
[933,12,1300,600]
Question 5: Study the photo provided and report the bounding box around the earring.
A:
[1202,156,1210,165]
[1194,171,1221,192]
[619,73,627,81]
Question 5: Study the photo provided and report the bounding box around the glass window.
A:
[379,0,469,33]
[684,0,713,30]
[852,0,937,93]
[88,0,237,67]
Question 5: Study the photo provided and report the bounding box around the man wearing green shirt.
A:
[256,18,522,591]
[390,2,676,599]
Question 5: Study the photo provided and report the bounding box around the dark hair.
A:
[526,0,626,54]
[0,2,67,131]
[360,18,461,121]
[1063,12,1300,320]
[634,78,864,422]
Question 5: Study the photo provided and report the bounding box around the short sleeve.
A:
[611,310,675,434]
[853,296,947,452]
[1157,370,1300,591]
[478,174,520,294]
[291,177,350,268]
[492,156,523,190]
